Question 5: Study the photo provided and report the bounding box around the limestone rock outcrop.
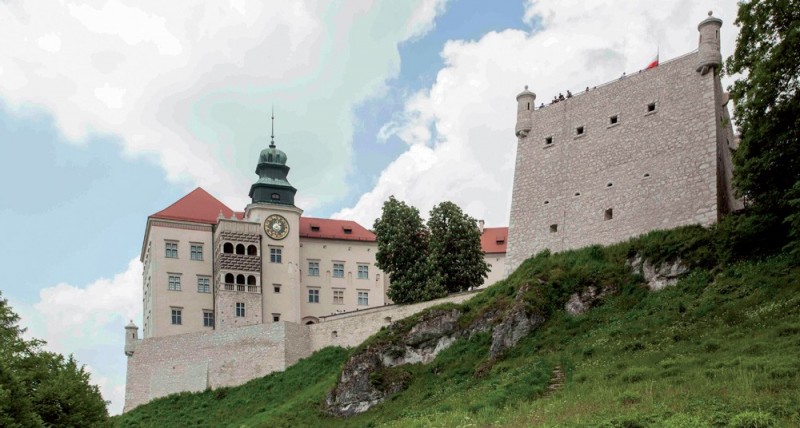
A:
[628,255,690,291]
[489,283,545,359]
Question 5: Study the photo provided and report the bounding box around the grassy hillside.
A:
[116,220,800,427]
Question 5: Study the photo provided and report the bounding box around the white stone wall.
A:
[481,253,506,288]
[124,291,478,412]
[506,52,737,275]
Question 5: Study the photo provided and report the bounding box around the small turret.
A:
[124,320,139,357]
[696,11,723,75]
[515,86,536,138]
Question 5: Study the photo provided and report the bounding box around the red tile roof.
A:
[150,187,234,224]
[299,217,376,242]
[481,227,508,254]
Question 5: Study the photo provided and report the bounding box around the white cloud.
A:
[16,258,142,416]
[0,0,447,211]
[335,0,740,227]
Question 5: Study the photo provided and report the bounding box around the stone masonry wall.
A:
[307,291,478,351]
[124,322,304,412]
[506,52,728,274]
[124,291,478,412]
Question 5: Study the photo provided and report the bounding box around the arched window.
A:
[247,275,256,285]
[305,321,315,325]
[236,274,245,284]
[223,242,234,253]
[225,273,234,283]
[235,244,245,255]
[247,245,257,256]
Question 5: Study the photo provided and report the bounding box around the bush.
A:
[729,411,776,428]
[663,413,710,428]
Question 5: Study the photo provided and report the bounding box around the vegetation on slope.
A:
[116,215,800,427]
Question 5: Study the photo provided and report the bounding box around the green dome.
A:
[258,144,287,165]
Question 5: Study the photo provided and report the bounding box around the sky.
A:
[0,0,740,415]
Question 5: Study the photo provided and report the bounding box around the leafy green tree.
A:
[373,197,433,304]
[427,202,489,293]
[726,0,800,219]
[0,291,109,427]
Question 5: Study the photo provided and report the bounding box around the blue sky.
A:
[0,0,739,415]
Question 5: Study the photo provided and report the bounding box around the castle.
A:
[124,12,739,413]
[505,12,742,275]
[123,125,507,411]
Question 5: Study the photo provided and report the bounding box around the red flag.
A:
[646,51,659,70]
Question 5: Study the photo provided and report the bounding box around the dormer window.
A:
[496,238,505,245]
[310,225,320,232]
[343,227,353,234]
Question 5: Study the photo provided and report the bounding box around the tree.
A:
[0,291,109,427]
[373,197,435,304]
[726,0,800,219]
[427,202,489,293]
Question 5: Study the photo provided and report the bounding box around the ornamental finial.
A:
[270,107,276,148]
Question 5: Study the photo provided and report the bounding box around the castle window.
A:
[168,274,181,291]
[550,224,558,233]
[190,244,203,261]
[308,289,320,303]
[272,314,281,322]
[273,284,281,293]
[223,242,234,254]
[647,102,656,113]
[333,289,344,305]
[544,200,549,205]
[236,274,245,292]
[576,126,585,136]
[247,245,258,256]
[165,241,178,258]
[605,208,614,221]
[247,275,257,293]
[527,102,530,110]
[358,264,369,279]
[644,173,651,178]
[308,261,320,276]
[358,291,369,306]
[333,262,345,278]
[311,225,320,232]
[609,115,618,125]
[236,244,245,255]
[171,308,182,325]
[545,136,553,145]
[270,247,282,263]
[197,276,210,293]
[607,182,613,187]
[203,311,214,327]
[235,302,245,317]
[271,193,280,201]
[574,192,581,196]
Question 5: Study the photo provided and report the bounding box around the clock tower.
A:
[244,114,303,323]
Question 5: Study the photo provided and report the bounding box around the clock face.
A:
[264,214,290,240]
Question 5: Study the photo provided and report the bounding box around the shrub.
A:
[663,413,711,428]
[729,411,776,428]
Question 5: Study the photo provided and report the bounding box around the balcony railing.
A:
[222,283,261,294]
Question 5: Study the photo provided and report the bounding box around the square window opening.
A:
[605,208,614,220]
[272,314,281,322]
[545,136,553,145]
[647,102,656,112]
[576,126,584,135]
[550,224,558,233]
[610,115,618,125]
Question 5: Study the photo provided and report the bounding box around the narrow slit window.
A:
[605,208,614,221]
[574,192,581,197]
[644,173,651,178]
[544,200,549,205]
[607,182,613,187]
[550,224,558,233]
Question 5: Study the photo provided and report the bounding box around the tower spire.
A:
[270,106,276,148]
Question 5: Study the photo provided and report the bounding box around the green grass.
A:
[115,221,800,427]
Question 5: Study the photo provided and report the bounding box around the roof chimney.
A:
[478,219,485,234]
